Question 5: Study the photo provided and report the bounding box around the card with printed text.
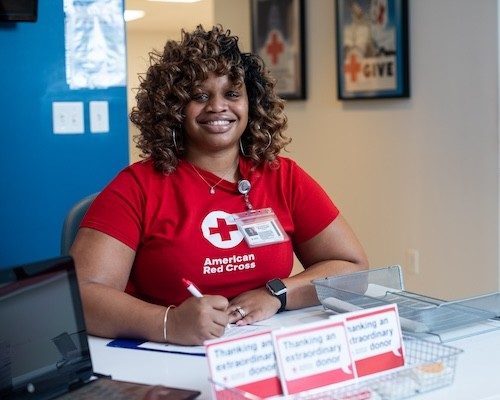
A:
[205,329,282,399]
[272,319,355,395]
[344,304,405,377]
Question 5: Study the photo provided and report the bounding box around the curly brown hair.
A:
[130,24,290,174]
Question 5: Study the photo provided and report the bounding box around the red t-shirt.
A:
[81,156,339,306]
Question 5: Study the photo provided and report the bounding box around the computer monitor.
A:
[0,0,38,22]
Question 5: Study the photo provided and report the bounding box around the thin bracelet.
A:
[163,305,176,342]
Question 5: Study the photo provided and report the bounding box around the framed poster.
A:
[335,0,409,100]
[251,0,306,100]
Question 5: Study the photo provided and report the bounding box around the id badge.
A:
[232,208,289,247]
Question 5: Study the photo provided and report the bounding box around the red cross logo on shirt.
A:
[209,218,239,241]
[345,53,362,82]
[201,210,244,249]
[266,31,284,65]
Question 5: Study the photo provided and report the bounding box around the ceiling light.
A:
[124,9,146,22]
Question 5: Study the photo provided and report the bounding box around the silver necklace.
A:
[189,161,237,195]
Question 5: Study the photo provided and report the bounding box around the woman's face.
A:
[183,73,249,155]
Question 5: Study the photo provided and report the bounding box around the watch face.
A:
[267,279,287,295]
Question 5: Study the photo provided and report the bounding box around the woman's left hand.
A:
[227,287,281,325]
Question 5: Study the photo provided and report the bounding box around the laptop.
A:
[0,256,200,400]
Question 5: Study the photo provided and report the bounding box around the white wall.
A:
[127,0,499,300]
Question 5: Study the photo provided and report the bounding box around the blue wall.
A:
[0,1,129,267]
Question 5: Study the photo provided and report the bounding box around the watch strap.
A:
[266,279,287,313]
[276,291,286,313]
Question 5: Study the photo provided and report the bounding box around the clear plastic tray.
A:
[209,336,463,400]
[312,266,498,338]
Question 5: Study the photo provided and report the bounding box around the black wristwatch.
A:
[266,278,287,312]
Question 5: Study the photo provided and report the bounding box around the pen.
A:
[182,278,231,329]
[182,278,203,298]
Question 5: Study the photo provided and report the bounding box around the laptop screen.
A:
[0,256,93,398]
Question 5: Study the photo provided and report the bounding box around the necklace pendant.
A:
[209,187,216,194]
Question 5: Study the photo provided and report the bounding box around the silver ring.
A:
[235,306,246,318]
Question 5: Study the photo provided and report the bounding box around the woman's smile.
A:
[198,117,236,133]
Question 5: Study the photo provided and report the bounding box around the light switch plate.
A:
[89,101,109,133]
[52,101,84,134]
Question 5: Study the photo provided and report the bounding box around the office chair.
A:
[60,193,99,255]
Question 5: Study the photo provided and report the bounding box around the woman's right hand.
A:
[166,295,230,345]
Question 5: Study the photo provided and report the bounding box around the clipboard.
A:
[107,338,205,357]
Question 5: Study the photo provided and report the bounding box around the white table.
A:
[89,307,500,400]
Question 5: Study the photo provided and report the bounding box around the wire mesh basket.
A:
[312,266,497,338]
[294,336,462,400]
[209,336,462,400]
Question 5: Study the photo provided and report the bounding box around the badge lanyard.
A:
[232,179,289,247]
[237,179,253,211]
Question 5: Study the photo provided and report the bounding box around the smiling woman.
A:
[130,25,288,174]
[69,24,368,346]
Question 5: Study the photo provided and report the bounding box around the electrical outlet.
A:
[89,101,109,133]
[404,248,420,275]
[52,101,84,134]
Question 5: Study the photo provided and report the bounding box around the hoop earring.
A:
[239,138,249,157]
[172,129,179,153]
[264,132,272,151]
